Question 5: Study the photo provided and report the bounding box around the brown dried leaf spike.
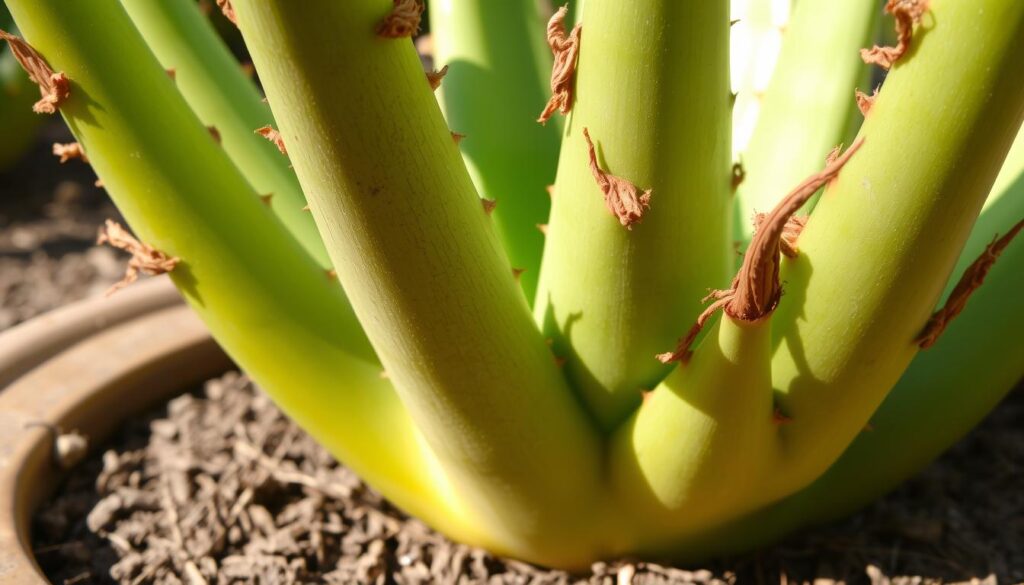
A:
[916,218,1023,349]
[860,0,929,70]
[657,139,864,364]
[96,220,180,295]
[216,0,238,25]
[53,142,89,164]
[583,128,651,230]
[0,29,70,114]
[256,125,288,156]
[538,6,582,124]
[426,65,448,91]
[855,86,880,116]
[377,0,424,38]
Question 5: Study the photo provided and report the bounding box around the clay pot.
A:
[0,276,231,583]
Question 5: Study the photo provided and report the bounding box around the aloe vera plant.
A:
[3,0,1022,569]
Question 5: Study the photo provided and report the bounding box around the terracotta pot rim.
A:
[0,278,231,584]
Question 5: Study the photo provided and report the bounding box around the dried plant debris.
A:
[256,125,288,156]
[752,213,807,258]
[0,29,71,114]
[215,0,238,26]
[538,5,583,124]
[583,128,652,229]
[481,198,497,215]
[53,142,89,164]
[95,219,179,295]
[426,65,448,91]
[856,87,881,116]
[916,218,1023,349]
[377,0,424,38]
[659,140,863,364]
[32,371,1024,584]
[861,0,930,70]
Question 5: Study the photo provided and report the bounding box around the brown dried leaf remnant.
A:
[377,0,424,38]
[256,125,288,156]
[753,213,807,258]
[861,0,930,70]
[856,87,880,116]
[426,65,448,91]
[0,29,70,114]
[53,142,89,164]
[538,6,582,124]
[96,220,180,295]
[657,139,864,364]
[916,218,1023,349]
[215,0,238,25]
[583,128,652,229]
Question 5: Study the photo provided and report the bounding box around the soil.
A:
[28,372,1023,585]
[4,125,1023,585]
[0,123,125,329]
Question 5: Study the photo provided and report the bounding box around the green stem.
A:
[611,316,777,551]
[535,0,732,429]
[2,0,469,540]
[792,121,1024,531]
[767,0,1024,496]
[232,0,605,567]
[119,0,329,266]
[736,0,878,241]
[429,0,558,301]
[642,132,1024,560]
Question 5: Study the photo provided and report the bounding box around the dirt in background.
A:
[31,372,1023,585]
[0,125,125,330]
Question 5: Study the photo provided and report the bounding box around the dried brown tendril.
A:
[256,125,288,156]
[753,213,807,259]
[916,218,1023,349]
[537,5,582,124]
[861,0,930,70]
[96,220,180,295]
[657,139,864,364]
[377,0,424,38]
[52,142,88,164]
[582,128,652,230]
[0,29,70,114]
